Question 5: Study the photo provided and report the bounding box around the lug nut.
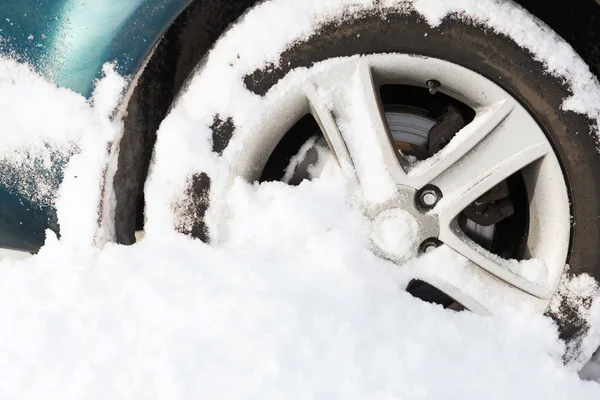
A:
[417,185,442,210]
[419,189,439,208]
[420,238,441,254]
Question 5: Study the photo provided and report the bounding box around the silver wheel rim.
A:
[223,54,571,314]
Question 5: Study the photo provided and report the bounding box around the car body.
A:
[1,0,193,96]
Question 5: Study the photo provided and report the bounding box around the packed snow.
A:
[0,0,600,398]
[1,162,600,398]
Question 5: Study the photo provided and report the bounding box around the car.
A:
[1,0,600,364]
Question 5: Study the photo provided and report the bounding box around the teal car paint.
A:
[1,0,194,96]
[0,0,192,251]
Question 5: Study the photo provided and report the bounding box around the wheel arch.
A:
[113,0,256,244]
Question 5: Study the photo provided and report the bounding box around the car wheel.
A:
[145,2,600,363]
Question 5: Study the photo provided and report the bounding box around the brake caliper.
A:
[461,181,515,226]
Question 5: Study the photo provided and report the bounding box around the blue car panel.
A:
[0,0,192,251]
[1,0,193,95]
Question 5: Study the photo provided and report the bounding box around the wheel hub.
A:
[369,188,440,262]
[371,208,419,260]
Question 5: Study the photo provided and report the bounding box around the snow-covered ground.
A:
[0,172,599,398]
[1,0,600,397]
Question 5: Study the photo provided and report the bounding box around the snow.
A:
[371,208,419,259]
[0,58,125,245]
[56,63,126,247]
[331,67,398,204]
[282,136,318,184]
[0,171,599,398]
[0,0,599,397]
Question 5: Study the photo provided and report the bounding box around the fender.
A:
[1,0,194,96]
[0,0,193,251]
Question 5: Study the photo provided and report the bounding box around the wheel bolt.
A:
[419,189,439,208]
[420,239,441,254]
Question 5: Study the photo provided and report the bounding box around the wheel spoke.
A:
[304,60,404,204]
[431,105,552,224]
[404,245,548,314]
[439,220,553,298]
[304,83,357,185]
[406,98,515,188]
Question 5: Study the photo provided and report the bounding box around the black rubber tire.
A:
[151,7,600,362]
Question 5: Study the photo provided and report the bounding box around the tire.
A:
[145,2,600,364]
